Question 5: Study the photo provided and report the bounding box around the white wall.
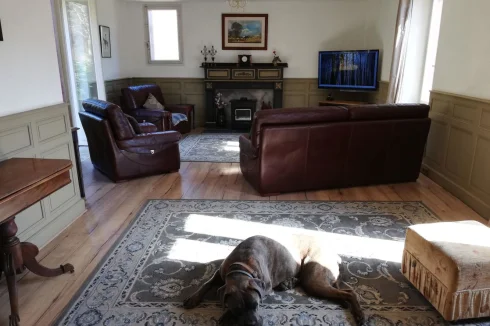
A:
[96,0,125,80]
[433,0,490,99]
[114,0,395,79]
[0,0,63,117]
[370,0,398,82]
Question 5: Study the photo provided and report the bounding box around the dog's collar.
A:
[226,269,255,279]
[226,262,258,279]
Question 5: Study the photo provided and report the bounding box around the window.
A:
[145,5,183,64]
[420,0,444,103]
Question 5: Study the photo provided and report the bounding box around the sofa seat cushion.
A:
[402,220,490,321]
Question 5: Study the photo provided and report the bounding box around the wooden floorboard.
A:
[0,133,488,326]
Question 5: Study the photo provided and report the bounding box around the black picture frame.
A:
[0,20,3,42]
[99,25,111,58]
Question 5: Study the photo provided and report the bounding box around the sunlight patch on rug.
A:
[179,134,241,163]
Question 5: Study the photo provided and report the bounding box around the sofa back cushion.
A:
[348,104,430,121]
[251,106,349,147]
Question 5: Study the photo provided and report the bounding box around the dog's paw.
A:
[182,296,200,309]
[274,277,299,291]
[354,311,366,326]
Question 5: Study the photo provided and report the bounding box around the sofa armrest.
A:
[117,131,181,151]
[138,122,158,133]
[239,134,257,159]
[165,104,194,116]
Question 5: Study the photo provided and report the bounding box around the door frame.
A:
[52,0,106,127]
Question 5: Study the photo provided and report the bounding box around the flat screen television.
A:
[318,50,379,91]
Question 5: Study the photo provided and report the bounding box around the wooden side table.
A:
[0,158,75,326]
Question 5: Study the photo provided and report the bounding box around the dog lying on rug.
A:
[183,235,364,325]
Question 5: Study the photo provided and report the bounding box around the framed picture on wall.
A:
[0,19,3,41]
[99,25,111,58]
[222,14,268,50]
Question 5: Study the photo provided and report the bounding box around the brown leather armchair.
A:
[80,99,181,182]
[121,84,194,134]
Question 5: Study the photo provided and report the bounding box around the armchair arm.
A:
[138,122,158,133]
[239,134,258,159]
[117,131,181,151]
[165,104,194,116]
[132,108,172,131]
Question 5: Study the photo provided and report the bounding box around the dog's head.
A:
[218,277,265,326]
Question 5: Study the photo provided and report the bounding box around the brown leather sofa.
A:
[240,104,431,195]
[80,99,181,182]
[121,84,193,134]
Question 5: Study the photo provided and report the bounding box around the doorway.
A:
[57,0,106,145]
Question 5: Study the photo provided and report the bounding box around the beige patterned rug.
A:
[56,200,488,326]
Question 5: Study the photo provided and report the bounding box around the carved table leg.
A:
[0,218,22,326]
[21,242,74,277]
[0,217,74,325]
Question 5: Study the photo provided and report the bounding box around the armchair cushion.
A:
[117,131,181,154]
[139,122,158,133]
[143,93,165,111]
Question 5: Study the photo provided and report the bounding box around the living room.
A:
[0,0,489,325]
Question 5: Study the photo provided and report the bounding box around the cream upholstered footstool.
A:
[402,220,490,321]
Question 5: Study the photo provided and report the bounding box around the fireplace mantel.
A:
[201,62,288,127]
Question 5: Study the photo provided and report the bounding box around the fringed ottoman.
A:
[402,220,490,321]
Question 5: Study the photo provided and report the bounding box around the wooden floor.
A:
[0,133,488,326]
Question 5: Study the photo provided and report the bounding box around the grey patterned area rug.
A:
[179,134,241,163]
[57,201,487,326]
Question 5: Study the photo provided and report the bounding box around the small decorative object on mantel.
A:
[272,50,282,66]
[222,14,268,50]
[208,46,218,66]
[201,46,209,66]
[238,54,252,66]
[261,101,273,110]
[215,92,227,127]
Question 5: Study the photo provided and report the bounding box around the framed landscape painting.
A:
[222,14,268,50]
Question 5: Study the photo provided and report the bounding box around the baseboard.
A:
[423,163,490,221]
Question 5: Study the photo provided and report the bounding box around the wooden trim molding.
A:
[424,90,490,220]
[103,78,390,128]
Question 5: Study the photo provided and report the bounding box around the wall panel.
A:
[0,104,86,247]
[104,78,389,128]
[424,90,490,220]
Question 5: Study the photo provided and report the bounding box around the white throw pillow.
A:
[143,93,165,111]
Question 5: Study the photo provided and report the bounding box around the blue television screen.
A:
[318,50,379,91]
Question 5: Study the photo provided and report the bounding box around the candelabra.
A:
[201,46,208,66]
[208,46,218,66]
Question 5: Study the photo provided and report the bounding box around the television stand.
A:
[319,100,368,106]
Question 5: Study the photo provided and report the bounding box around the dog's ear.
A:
[248,278,265,301]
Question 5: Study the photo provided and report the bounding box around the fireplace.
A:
[201,62,288,128]
[231,99,256,130]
